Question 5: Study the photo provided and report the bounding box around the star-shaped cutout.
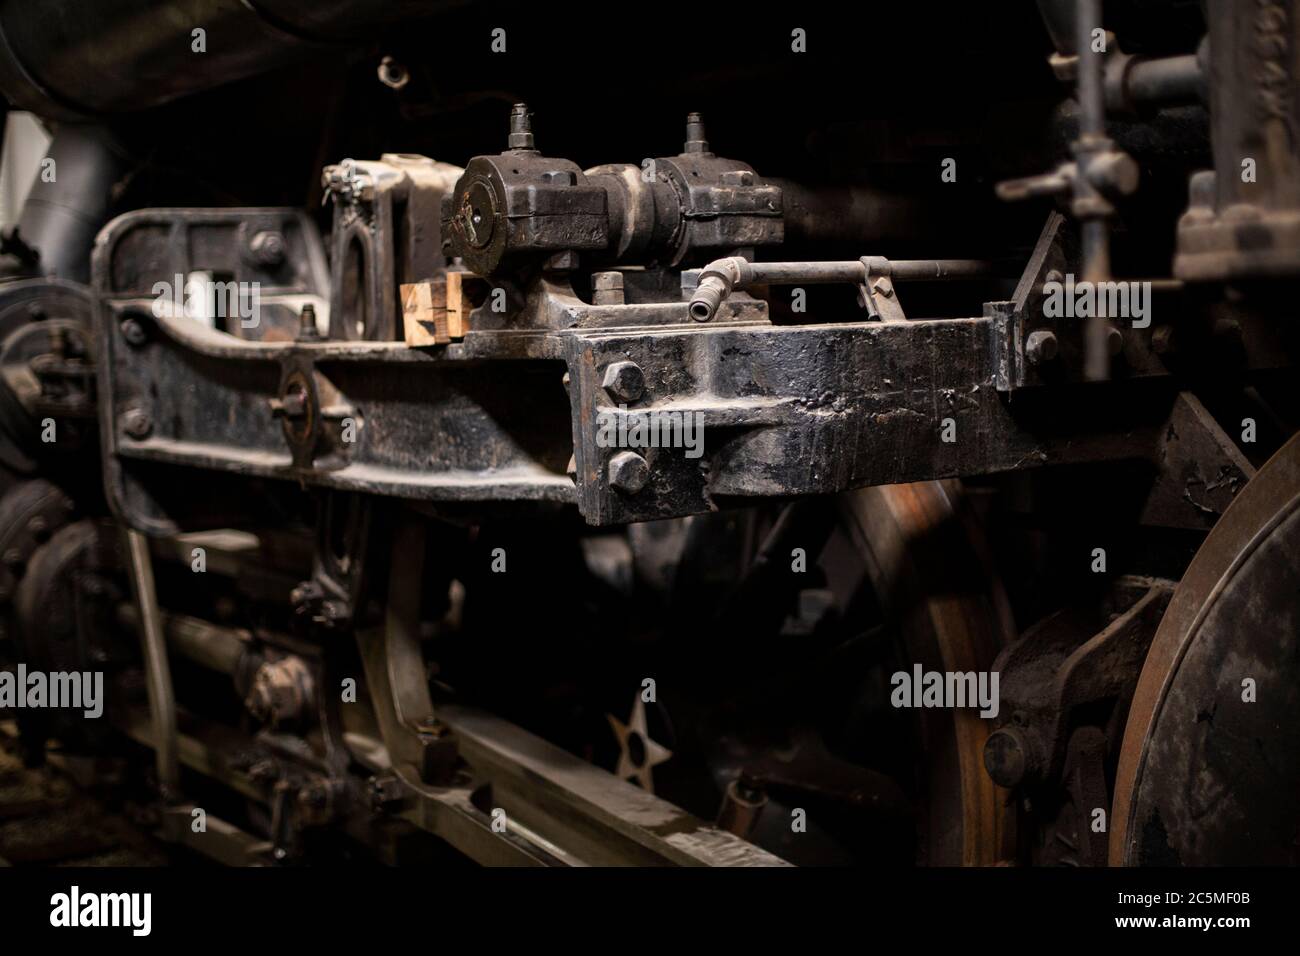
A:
[606,694,672,792]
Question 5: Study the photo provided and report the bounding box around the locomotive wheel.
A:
[1111,432,1300,865]
[840,479,1017,866]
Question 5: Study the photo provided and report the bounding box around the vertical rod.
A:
[1075,0,1105,138]
[1075,0,1112,381]
[123,526,179,797]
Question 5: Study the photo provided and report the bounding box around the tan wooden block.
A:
[401,279,448,345]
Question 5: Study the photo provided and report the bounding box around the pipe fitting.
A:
[688,256,752,322]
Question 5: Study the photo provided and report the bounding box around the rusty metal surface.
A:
[1112,432,1300,865]
[839,480,1016,866]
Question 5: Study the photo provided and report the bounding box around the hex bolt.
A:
[298,303,321,341]
[870,277,894,299]
[120,316,148,347]
[542,170,575,186]
[601,360,645,402]
[592,271,625,306]
[121,408,153,440]
[508,103,535,151]
[1025,329,1059,365]
[608,451,649,495]
[684,112,709,154]
[249,230,286,268]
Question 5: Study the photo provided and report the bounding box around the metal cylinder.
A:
[1123,54,1202,107]
[15,126,126,281]
[773,179,970,248]
[116,603,252,677]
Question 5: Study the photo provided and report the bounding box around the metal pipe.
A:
[1074,0,1105,139]
[122,526,179,798]
[1073,0,1113,382]
[15,125,126,281]
[116,603,251,677]
[1123,54,1201,108]
[688,255,998,323]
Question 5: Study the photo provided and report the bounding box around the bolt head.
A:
[121,408,152,440]
[120,317,148,347]
[983,727,1030,788]
[249,230,286,267]
[601,361,645,402]
[1025,329,1059,365]
[608,451,649,495]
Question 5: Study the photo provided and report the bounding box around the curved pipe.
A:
[15,125,126,281]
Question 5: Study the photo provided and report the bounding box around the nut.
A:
[248,230,286,268]
[1025,329,1059,365]
[121,408,153,440]
[601,361,645,402]
[608,451,649,494]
